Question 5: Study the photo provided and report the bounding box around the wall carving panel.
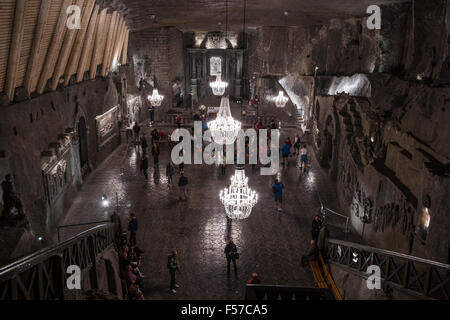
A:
[95,106,120,150]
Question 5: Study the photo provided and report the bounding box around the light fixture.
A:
[273,90,289,108]
[220,165,258,220]
[102,194,109,207]
[148,88,164,107]
[208,96,241,145]
[209,72,228,96]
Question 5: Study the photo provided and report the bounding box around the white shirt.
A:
[300,148,307,156]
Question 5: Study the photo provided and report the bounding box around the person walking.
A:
[1,174,25,218]
[294,134,301,156]
[300,144,308,173]
[176,114,182,128]
[168,250,180,293]
[281,140,291,167]
[178,171,188,201]
[140,134,148,155]
[140,154,149,180]
[224,240,239,275]
[132,122,141,143]
[301,240,319,266]
[166,162,174,185]
[272,179,285,212]
[152,142,160,166]
[128,213,138,246]
[312,215,322,242]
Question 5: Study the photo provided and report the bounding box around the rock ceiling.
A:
[99,0,409,32]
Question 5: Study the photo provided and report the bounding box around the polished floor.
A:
[61,126,342,299]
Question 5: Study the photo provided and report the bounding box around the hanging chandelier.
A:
[220,165,258,220]
[273,90,289,108]
[148,89,164,106]
[208,96,241,145]
[209,72,228,96]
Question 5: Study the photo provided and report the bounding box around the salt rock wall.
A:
[0,77,121,240]
[128,27,185,118]
[312,74,450,262]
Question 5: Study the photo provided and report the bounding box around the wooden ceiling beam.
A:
[101,11,118,77]
[121,29,129,65]
[89,8,107,79]
[76,4,99,82]
[36,0,72,94]
[24,0,51,96]
[5,0,26,101]
[64,0,95,86]
[51,0,85,90]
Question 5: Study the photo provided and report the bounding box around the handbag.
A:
[235,252,240,259]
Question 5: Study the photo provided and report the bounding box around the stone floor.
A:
[60,125,343,300]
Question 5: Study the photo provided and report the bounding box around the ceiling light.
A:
[273,90,289,108]
[148,89,164,106]
[208,96,241,145]
[209,72,228,96]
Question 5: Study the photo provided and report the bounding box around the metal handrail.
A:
[316,191,350,234]
[328,238,450,270]
[325,238,450,299]
[0,223,110,280]
[57,220,110,242]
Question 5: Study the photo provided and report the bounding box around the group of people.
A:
[281,135,308,173]
[119,213,145,300]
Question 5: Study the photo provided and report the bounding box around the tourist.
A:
[300,144,308,173]
[221,154,226,176]
[176,113,182,128]
[179,150,185,172]
[224,240,239,275]
[301,240,319,266]
[152,142,160,166]
[168,250,180,293]
[140,134,148,155]
[311,215,322,242]
[1,174,24,218]
[272,179,285,212]
[128,213,138,246]
[178,171,189,201]
[121,263,144,291]
[140,154,149,180]
[247,273,261,284]
[294,134,301,156]
[132,122,140,143]
[166,162,174,185]
[281,140,291,167]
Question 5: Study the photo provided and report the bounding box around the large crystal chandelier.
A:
[148,89,164,106]
[273,90,289,108]
[220,165,258,220]
[208,96,241,145]
[209,72,228,96]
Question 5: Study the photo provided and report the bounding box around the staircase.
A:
[324,238,450,300]
[0,222,120,300]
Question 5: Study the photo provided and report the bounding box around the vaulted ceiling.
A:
[100,0,409,32]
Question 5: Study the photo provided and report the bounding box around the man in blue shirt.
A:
[272,179,285,212]
[281,141,291,167]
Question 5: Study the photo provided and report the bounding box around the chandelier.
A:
[148,89,164,106]
[274,90,289,108]
[208,96,241,145]
[209,72,228,96]
[220,166,258,220]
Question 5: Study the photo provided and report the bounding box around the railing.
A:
[245,284,334,300]
[325,238,450,300]
[317,192,350,235]
[0,222,119,300]
[57,220,111,242]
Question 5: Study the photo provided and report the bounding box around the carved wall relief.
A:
[95,106,120,150]
[351,189,373,223]
[373,197,416,235]
[41,134,71,206]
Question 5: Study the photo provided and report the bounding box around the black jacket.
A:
[224,244,237,258]
[312,219,322,235]
[178,176,188,186]
[128,219,138,233]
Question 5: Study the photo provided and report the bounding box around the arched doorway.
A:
[77,117,89,177]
